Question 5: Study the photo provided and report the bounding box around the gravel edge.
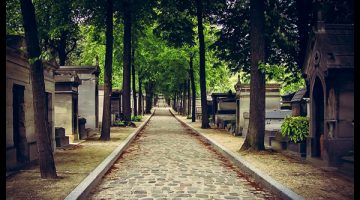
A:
[169,109,304,200]
[64,111,155,200]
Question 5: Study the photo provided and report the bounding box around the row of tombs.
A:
[6,36,146,171]
[174,24,353,172]
[6,23,353,173]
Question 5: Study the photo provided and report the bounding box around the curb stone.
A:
[169,109,304,200]
[64,111,155,200]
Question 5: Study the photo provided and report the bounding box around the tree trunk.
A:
[195,0,209,128]
[131,45,137,116]
[138,76,142,115]
[173,94,176,111]
[296,0,311,70]
[182,81,187,116]
[145,82,153,114]
[20,0,57,179]
[189,55,196,122]
[241,0,266,151]
[100,0,113,141]
[58,31,67,66]
[122,0,132,122]
[187,77,191,116]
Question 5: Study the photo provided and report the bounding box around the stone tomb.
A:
[6,36,58,170]
[54,70,81,143]
[211,92,236,129]
[111,90,122,122]
[303,23,354,167]
[57,65,100,130]
[291,88,308,116]
[234,76,281,136]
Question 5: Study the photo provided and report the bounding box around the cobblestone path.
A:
[89,108,276,199]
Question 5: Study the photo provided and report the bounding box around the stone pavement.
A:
[89,108,277,199]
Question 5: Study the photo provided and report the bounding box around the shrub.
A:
[113,120,125,126]
[281,116,309,142]
[131,115,142,122]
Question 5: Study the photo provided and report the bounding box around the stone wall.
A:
[54,93,77,142]
[236,84,281,136]
[6,46,56,170]
[78,74,97,129]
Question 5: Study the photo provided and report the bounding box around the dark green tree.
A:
[19,0,57,178]
[240,0,266,150]
[100,0,114,141]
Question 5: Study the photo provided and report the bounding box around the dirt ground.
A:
[6,115,150,200]
[176,115,354,200]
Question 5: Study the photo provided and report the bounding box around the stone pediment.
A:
[303,24,354,78]
[58,65,100,76]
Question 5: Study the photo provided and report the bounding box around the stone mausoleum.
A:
[303,23,354,167]
[234,76,281,136]
[56,65,100,130]
[54,70,81,143]
[6,36,58,171]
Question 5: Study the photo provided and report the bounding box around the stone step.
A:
[55,127,66,138]
[55,136,69,147]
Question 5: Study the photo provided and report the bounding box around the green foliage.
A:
[257,62,305,95]
[113,120,126,127]
[281,116,309,142]
[131,115,143,122]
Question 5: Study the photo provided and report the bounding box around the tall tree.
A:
[100,0,114,141]
[241,0,266,151]
[122,0,132,122]
[138,74,143,115]
[189,54,196,122]
[19,0,57,178]
[131,43,138,116]
[195,0,210,128]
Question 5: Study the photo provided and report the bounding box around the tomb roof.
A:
[303,23,354,76]
[58,65,100,76]
[291,88,307,102]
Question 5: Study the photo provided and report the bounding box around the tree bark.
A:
[189,55,196,122]
[241,0,266,151]
[58,31,68,66]
[145,82,153,114]
[182,81,187,116]
[131,45,137,116]
[138,76,143,115]
[122,0,132,122]
[296,0,311,70]
[100,0,113,141]
[195,0,209,128]
[187,77,191,116]
[20,0,57,179]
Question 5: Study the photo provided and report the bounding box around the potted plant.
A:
[281,116,309,157]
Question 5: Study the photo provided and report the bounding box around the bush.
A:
[131,115,142,122]
[281,116,309,142]
[113,120,125,126]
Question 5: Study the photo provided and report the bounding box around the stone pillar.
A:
[212,95,217,124]
[234,75,241,136]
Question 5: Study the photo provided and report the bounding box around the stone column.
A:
[234,75,241,136]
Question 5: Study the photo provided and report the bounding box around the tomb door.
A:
[72,95,78,135]
[13,84,29,164]
[236,99,240,134]
[45,92,53,149]
[312,78,325,158]
[95,84,99,128]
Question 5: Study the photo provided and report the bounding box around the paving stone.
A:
[89,109,276,199]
